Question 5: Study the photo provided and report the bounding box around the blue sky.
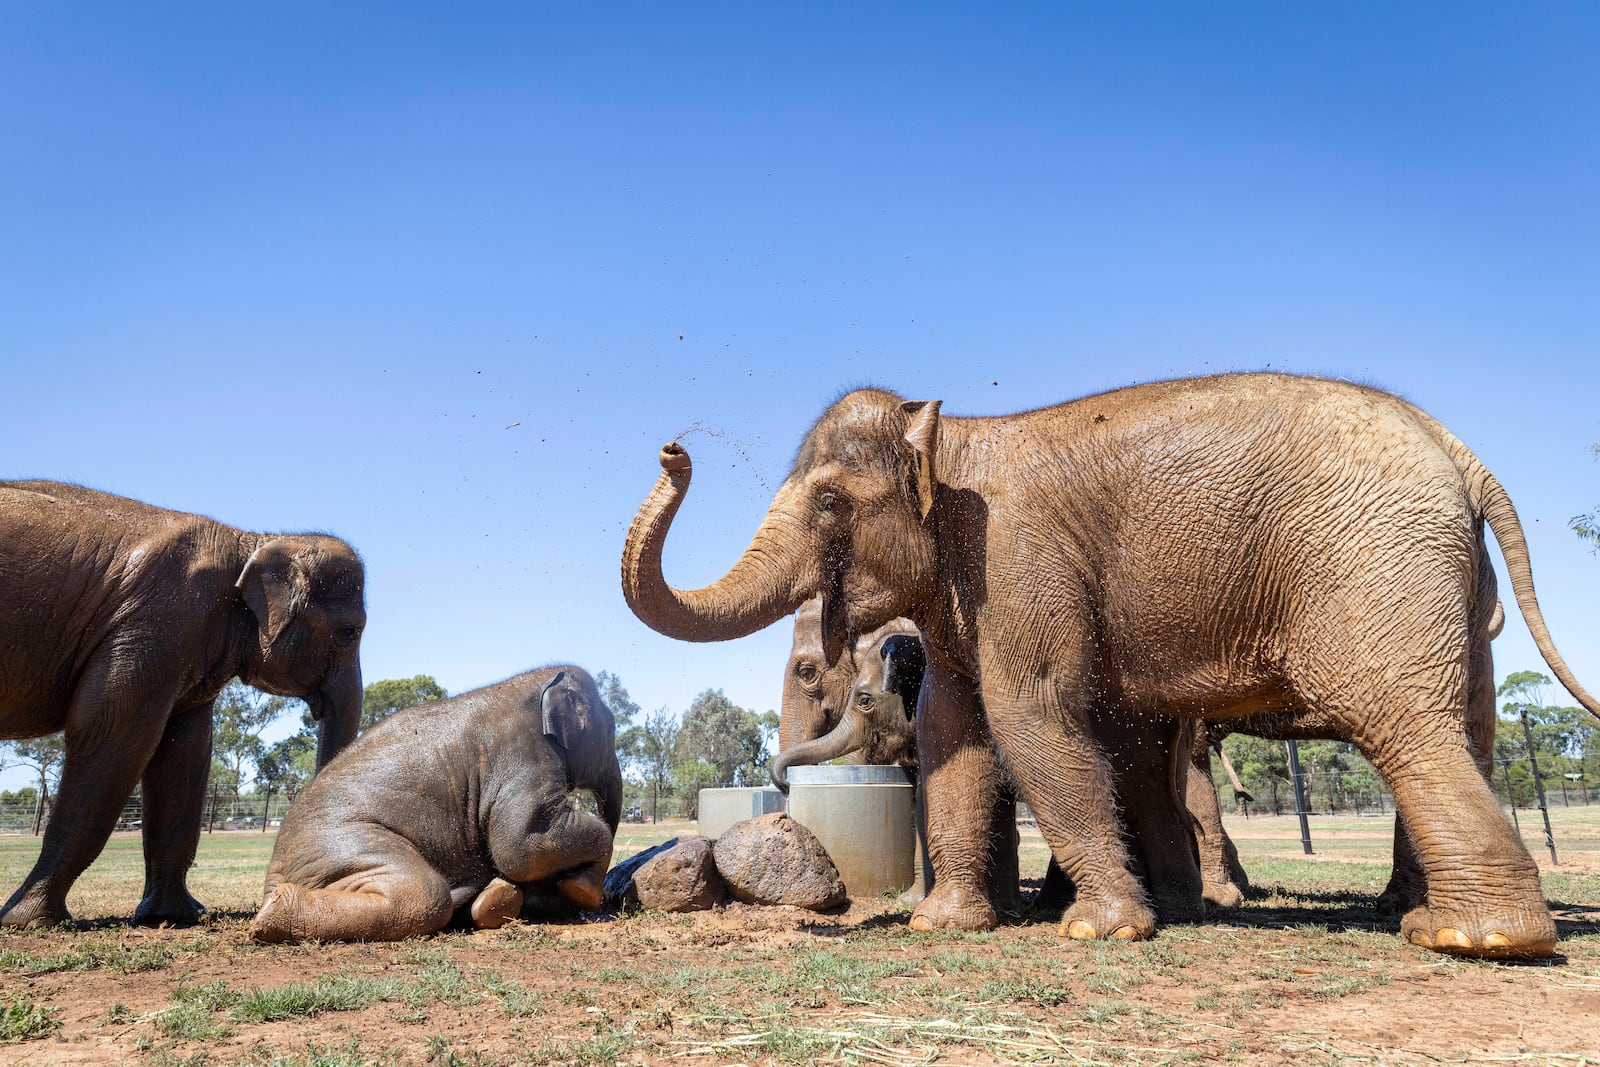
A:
[2,5,1597,787]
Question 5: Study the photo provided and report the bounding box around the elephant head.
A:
[770,598,924,790]
[235,535,367,771]
[540,670,624,834]
[621,391,940,668]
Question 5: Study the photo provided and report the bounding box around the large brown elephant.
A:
[621,373,1598,958]
[251,666,622,943]
[0,482,366,927]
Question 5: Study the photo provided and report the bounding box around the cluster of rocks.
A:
[603,813,846,913]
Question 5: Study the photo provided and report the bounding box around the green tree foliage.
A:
[619,706,680,822]
[1495,670,1596,805]
[361,675,447,733]
[1214,735,1387,815]
[671,759,722,819]
[4,735,64,808]
[213,681,295,813]
[674,689,778,787]
[594,671,640,732]
[1571,441,1599,551]
[255,734,317,802]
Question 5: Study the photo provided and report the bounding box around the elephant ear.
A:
[236,539,312,648]
[540,671,581,752]
[901,400,941,520]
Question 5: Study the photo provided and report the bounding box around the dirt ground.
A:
[3,815,1599,1066]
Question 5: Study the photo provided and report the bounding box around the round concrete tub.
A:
[786,764,915,898]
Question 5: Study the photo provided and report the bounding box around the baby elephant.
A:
[251,666,622,943]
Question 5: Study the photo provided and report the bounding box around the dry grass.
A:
[0,807,1597,1065]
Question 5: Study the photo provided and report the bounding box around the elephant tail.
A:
[1435,423,1600,720]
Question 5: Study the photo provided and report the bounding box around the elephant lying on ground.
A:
[251,667,621,943]
[0,482,366,928]
[622,373,1599,957]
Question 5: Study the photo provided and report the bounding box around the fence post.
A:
[1286,741,1314,855]
[1519,708,1558,866]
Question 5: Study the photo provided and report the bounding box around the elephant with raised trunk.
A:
[251,666,622,943]
[622,373,1599,958]
[0,482,365,928]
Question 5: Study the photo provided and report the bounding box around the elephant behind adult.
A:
[0,481,366,928]
[621,373,1599,958]
[251,666,622,943]
[768,600,1185,921]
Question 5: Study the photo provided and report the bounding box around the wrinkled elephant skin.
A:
[622,373,1599,958]
[250,666,620,943]
[0,482,365,928]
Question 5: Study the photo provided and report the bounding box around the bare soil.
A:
[2,816,1598,1066]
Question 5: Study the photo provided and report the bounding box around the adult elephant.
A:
[251,666,622,943]
[0,482,366,927]
[622,374,1598,958]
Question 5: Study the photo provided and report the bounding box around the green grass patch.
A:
[0,994,59,1043]
[229,974,403,1022]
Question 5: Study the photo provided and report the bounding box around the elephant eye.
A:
[855,691,874,708]
[795,661,820,684]
[334,625,360,648]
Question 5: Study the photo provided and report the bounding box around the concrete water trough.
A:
[786,764,916,898]
[696,786,785,840]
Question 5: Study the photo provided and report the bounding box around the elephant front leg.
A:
[134,700,213,925]
[910,664,1001,932]
[1,674,177,927]
[490,805,614,917]
[983,679,1156,942]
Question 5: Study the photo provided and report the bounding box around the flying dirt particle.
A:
[679,333,684,340]
[506,422,521,430]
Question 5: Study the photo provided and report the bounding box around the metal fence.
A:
[0,789,299,837]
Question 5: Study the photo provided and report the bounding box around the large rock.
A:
[712,813,847,910]
[603,838,678,912]
[634,837,725,912]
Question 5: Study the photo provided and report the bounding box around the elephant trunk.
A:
[621,443,817,643]
[312,659,363,772]
[769,700,869,793]
[595,762,624,836]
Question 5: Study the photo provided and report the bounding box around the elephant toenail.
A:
[1407,929,1431,947]
[1065,920,1097,940]
[1110,925,1138,940]
[1435,928,1472,949]
[1483,933,1512,949]
[908,915,933,932]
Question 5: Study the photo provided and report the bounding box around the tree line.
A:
[0,671,776,827]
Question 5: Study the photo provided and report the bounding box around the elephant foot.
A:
[1376,877,1426,918]
[0,888,72,929]
[991,886,1027,924]
[1030,863,1075,918]
[909,883,997,931]
[556,864,606,912]
[1059,895,1157,942]
[470,878,524,930]
[250,884,307,944]
[134,890,207,927]
[897,885,927,908]
[1400,902,1557,959]
[1201,880,1244,910]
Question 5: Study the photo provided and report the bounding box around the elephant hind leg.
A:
[250,859,452,944]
